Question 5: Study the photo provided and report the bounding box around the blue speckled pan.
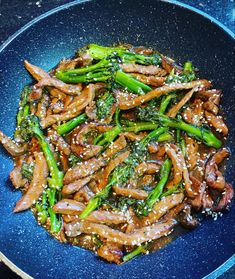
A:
[0,1,234,278]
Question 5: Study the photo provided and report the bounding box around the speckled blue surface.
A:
[0,1,234,278]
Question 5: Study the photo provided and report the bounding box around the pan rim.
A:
[0,0,234,278]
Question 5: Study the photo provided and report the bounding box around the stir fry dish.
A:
[0,44,233,264]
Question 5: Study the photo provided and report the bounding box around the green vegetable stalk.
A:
[136,158,172,216]
[123,243,148,262]
[57,113,87,135]
[137,109,222,149]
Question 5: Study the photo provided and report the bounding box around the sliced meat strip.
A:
[71,144,102,160]
[213,183,234,212]
[41,84,95,128]
[182,99,204,126]
[47,129,71,155]
[177,147,195,198]
[196,89,221,105]
[119,79,211,110]
[0,131,27,156]
[205,111,228,136]
[14,152,48,212]
[62,176,93,195]
[102,135,127,159]
[177,204,199,229]
[73,185,94,202]
[24,60,82,95]
[167,87,197,118]
[123,132,146,142]
[97,243,123,264]
[135,162,160,176]
[112,186,148,199]
[189,176,206,211]
[131,73,166,87]
[97,151,130,190]
[140,193,184,226]
[165,144,182,189]
[205,148,230,190]
[203,100,219,115]
[53,199,127,224]
[63,157,106,184]
[65,218,177,245]
[185,136,199,171]
[161,56,183,74]
[35,93,49,120]
[121,64,167,76]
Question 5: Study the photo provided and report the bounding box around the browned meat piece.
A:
[98,151,130,190]
[60,153,69,172]
[119,79,211,110]
[134,46,154,55]
[135,162,160,176]
[148,142,159,153]
[73,185,94,202]
[123,132,146,142]
[97,243,123,264]
[55,58,80,71]
[203,100,219,115]
[50,98,64,114]
[205,148,230,190]
[0,131,27,156]
[161,56,183,74]
[62,176,93,195]
[25,61,82,95]
[102,135,127,159]
[162,203,186,221]
[112,186,148,200]
[131,73,166,87]
[177,204,199,229]
[63,157,106,184]
[196,89,221,105]
[165,144,182,189]
[53,199,127,224]
[177,147,195,198]
[185,136,199,170]
[71,144,102,160]
[10,166,28,189]
[49,88,66,99]
[140,193,184,226]
[182,99,204,126]
[14,152,48,212]
[65,218,177,245]
[189,176,206,211]
[47,129,71,155]
[201,190,214,210]
[121,64,167,76]
[204,111,228,136]
[41,84,95,128]
[213,183,234,212]
[167,87,197,118]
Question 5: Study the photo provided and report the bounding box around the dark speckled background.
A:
[0,0,234,278]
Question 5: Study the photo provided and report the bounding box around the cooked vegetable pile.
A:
[0,44,233,264]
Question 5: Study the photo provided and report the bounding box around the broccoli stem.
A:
[35,129,63,189]
[57,113,87,135]
[123,243,148,262]
[176,129,186,156]
[15,86,31,138]
[47,188,61,233]
[115,70,152,95]
[123,123,158,133]
[36,192,48,225]
[137,158,172,216]
[157,132,173,142]
[87,44,162,65]
[159,93,176,114]
[138,111,221,149]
